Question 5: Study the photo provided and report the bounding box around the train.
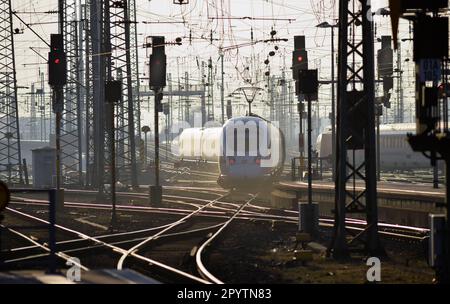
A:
[316,123,432,170]
[175,115,286,189]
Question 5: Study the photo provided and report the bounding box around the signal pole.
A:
[153,90,162,195]
[141,126,150,167]
[105,81,121,230]
[292,36,308,178]
[48,34,66,194]
[220,50,225,124]
[307,93,312,206]
[54,90,62,191]
[297,69,319,237]
[148,36,166,205]
[55,0,64,191]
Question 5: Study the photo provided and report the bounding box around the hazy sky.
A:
[11,0,415,121]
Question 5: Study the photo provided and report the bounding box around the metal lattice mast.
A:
[39,71,47,141]
[62,0,83,185]
[330,0,383,258]
[102,0,116,202]
[129,0,141,146]
[77,0,85,169]
[30,83,37,140]
[90,0,107,192]
[109,0,138,187]
[0,0,23,184]
[83,2,95,187]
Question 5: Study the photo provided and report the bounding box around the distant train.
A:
[176,115,286,189]
[316,123,432,170]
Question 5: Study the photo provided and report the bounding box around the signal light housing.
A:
[48,50,67,87]
[48,33,66,87]
[292,49,308,80]
[149,36,167,88]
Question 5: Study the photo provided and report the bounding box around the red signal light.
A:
[297,56,303,62]
[54,58,60,64]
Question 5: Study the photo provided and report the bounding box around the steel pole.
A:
[434,163,439,189]
[220,52,225,124]
[149,91,162,205]
[298,96,304,180]
[54,88,63,190]
[377,112,381,181]
[144,131,148,167]
[58,0,64,35]
[56,112,61,189]
[165,116,169,160]
[307,95,312,206]
[48,189,57,274]
[155,94,160,187]
[106,100,116,229]
[331,26,336,181]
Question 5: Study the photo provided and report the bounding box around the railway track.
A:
[196,194,258,283]
[1,186,430,283]
[2,188,269,282]
[9,186,431,242]
[116,192,232,271]
[8,196,428,243]
[2,205,209,283]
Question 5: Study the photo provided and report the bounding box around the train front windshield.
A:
[226,122,270,158]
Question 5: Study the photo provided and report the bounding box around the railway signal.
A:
[150,37,167,89]
[47,33,66,201]
[377,36,393,78]
[148,36,166,205]
[377,36,394,108]
[392,1,450,283]
[48,34,67,88]
[292,36,308,81]
[292,36,308,174]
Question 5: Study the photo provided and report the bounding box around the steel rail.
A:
[195,194,258,284]
[0,224,88,271]
[4,207,209,284]
[3,222,226,265]
[10,192,428,240]
[116,192,230,270]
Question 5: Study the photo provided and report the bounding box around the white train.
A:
[316,123,432,170]
[176,115,286,189]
